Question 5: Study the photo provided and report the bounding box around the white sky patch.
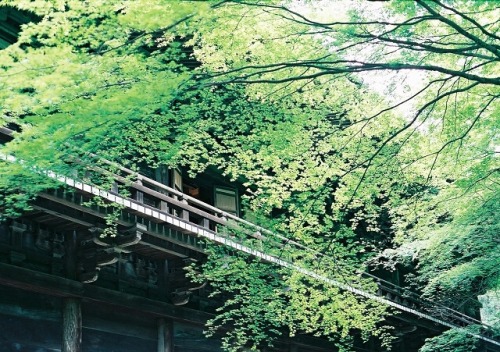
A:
[288,0,428,120]
[358,70,428,119]
[288,0,352,21]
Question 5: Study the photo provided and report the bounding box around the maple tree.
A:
[0,1,498,351]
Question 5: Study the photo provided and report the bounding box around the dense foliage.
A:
[0,1,498,351]
[419,326,484,352]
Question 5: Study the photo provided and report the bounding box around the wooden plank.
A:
[0,126,14,137]
[0,127,14,140]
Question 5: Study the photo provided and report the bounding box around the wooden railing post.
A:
[160,200,169,212]
[135,179,144,203]
[181,197,189,221]
[111,181,119,193]
[201,218,210,230]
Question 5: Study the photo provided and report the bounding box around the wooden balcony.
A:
[30,158,299,262]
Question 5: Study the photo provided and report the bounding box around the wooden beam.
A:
[136,241,188,259]
[38,192,205,252]
[0,262,212,324]
[31,205,93,227]
[33,197,198,257]
[38,193,132,227]
[0,126,14,137]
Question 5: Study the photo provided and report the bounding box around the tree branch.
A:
[342,81,480,205]
[205,60,499,86]
[416,0,500,58]
[425,94,497,182]
[433,0,500,41]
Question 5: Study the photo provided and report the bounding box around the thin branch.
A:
[425,95,497,182]
[432,0,500,41]
[416,0,500,58]
[343,81,480,204]
[325,77,450,158]
[0,65,58,78]
[228,1,438,28]
[357,34,495,61]
[260,67,313,101]
[393,77,456,164]
[435,168,499,206]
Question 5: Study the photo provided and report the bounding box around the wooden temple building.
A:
[1,7,499,352]
[1,127,499,352]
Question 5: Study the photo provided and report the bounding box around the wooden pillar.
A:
[62,298,82,352]
[201,218,210,230]
[64,230,78,280]
[180,198,189,221]
[157,318,173,352]
[160,200,169,212]
[158,259,169,294]
[63,231,82,351]
[135,180,144,203]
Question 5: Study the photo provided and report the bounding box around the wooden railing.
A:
[364,272,488,328]
[82,156,316,257]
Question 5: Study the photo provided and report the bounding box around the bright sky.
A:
[289,0,427,119]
